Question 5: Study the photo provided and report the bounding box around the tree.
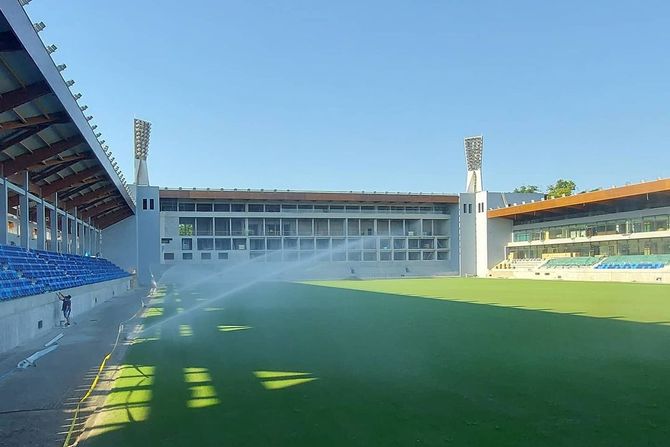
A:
[513,185,540,193]
[546,179,576,198]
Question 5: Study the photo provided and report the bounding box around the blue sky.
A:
[27,0,669,194]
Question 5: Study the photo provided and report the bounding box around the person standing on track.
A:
[57,292,72,326]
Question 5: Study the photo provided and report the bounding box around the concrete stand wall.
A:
[490,269,670,284]
[0,278,132,354]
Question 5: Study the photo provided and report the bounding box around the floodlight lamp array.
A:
[133,119,151,160]
[464,136,483,171]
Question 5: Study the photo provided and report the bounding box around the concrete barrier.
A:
[0,278,131,354]
[489,268,670,284]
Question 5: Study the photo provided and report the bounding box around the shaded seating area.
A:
[0,244,129,300]
[595,255,670,270]
[542,257,601,268]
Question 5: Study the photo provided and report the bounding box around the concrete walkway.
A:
[0,287,147,447]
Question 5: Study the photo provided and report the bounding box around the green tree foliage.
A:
[178,223,193,236]
[513,185,540,193]
[547,179,576,198]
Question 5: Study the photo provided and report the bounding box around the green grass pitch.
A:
[83,278,670,446]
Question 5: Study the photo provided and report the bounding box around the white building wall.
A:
[459,193,476,275]
[158,202,458,278]
[136,185,161,286]
[101,216,137,273]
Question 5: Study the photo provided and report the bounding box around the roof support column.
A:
[73,207,79,255]
[36,197,46,250]
[82,220,87,255]
[50,193,58,252]
[61,209,69,254]
[0,177,7,246]
[20,171,29,249]
[83,220,89,255]
[87,218,93,255]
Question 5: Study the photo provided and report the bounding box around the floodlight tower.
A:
[132,118,159,287]
[134,118,152,186]
[464,136,483,193]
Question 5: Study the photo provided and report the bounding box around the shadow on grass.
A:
[82,282,670,447]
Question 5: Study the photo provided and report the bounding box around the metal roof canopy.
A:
[0,0,134,229]
[488,178,670,223]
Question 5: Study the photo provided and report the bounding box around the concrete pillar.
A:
[0,177,7,245]
[94,229,99,255]
[50,193,58,252]
[84,221,90,255]
[87,219,93,254]
[36,197,46,250]
[20,171,29,249]
[61,210,69,254]
[83,222,88,255]
[73,207,79,255]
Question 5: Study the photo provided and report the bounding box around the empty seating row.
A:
[0,244,130,301]
[0,278,46,299]
[542,257,601,268]
[595,254,670,270]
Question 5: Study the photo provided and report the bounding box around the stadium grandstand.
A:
[0,1,132,352]
[487,179,670,282]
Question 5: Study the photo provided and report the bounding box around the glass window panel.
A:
[247,219,263,236]
[196,217,213,236]
[298,219,313,236]
[231,219,245,236]
[315,219,329,236]
[267,238,282,250]
[282,219,297,236]
[329,219,345,236]
[197,238,214,250]
[181,238,192,250]
[300,238,314,250]
[249,238,265,250]
[363,251,377,261]
[160,199,177,211]
[215,238,231,250]
[215,218,230,236]
[265,218,281,236]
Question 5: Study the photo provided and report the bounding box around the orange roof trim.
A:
[488,178,670,219]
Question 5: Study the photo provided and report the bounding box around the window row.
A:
[508,237,670,259]
[513,214,670,242]
[177,217,449,237]
[165,250,449,262]
[178,237,450,251]
[161,199,451,215]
